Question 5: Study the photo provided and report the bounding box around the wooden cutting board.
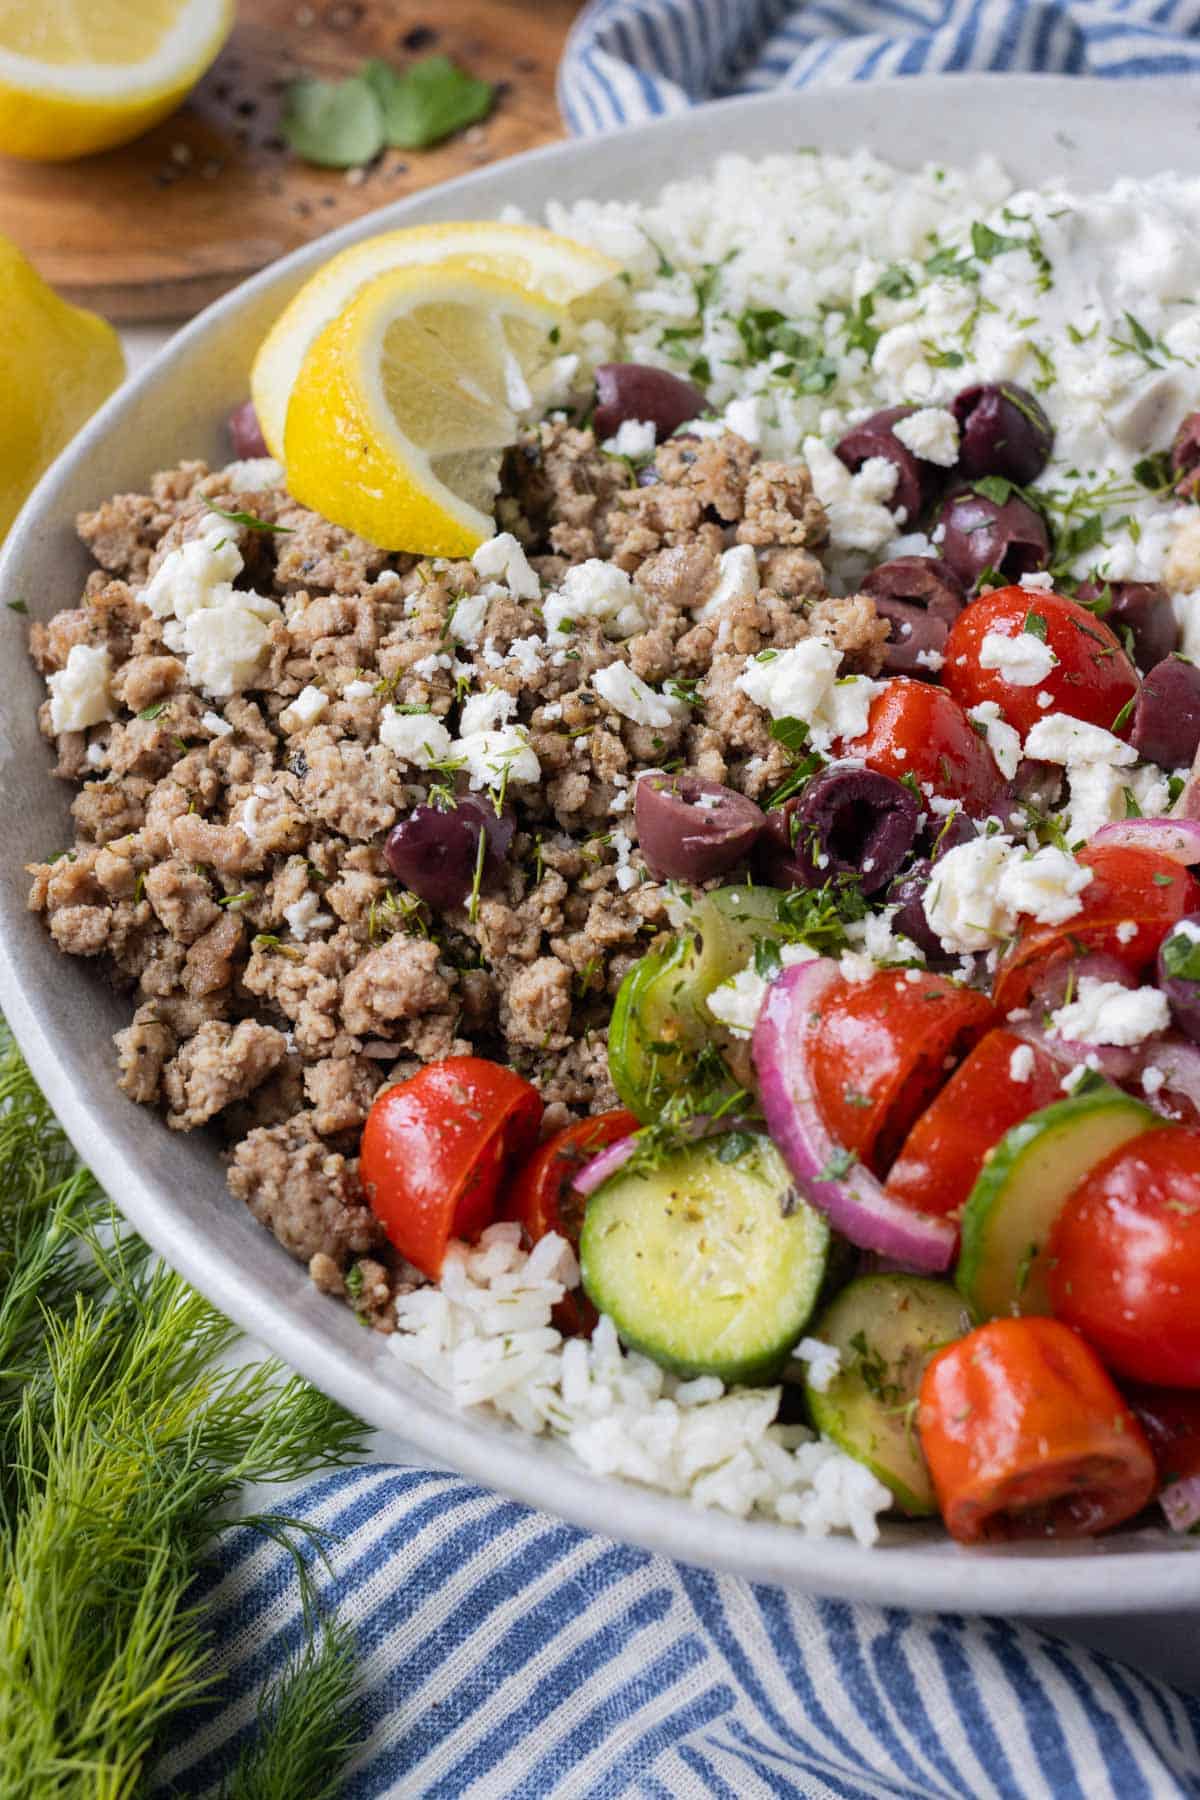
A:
[0,0,581,323]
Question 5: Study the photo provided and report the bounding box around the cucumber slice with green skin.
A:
[608,886,793,1119]
[579,1132,829,1383]
[805,1274,973,1516]
[956,1085,1156,1320]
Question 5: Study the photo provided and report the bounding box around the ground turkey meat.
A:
[27,426,886,1311]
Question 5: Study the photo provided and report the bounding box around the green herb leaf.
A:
[974,475,1016,506]
[203,500,294,535]
[138,701,168,721]
[1133,450,1175,492]
[1023,610,1048,641]
[1163,928,1200,983]
[715,1130,756,1164]
[280,74,384,169]
[970,220,1025,261]
[7,597,28,614]
[817,1145,858,1182]
[1111,694,1136,733]
[769,715,811,756]
[753,937,783,981]
[364,54,494,151]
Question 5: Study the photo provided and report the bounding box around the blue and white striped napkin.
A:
[557,0,1200,135]
[158,9,1200,1791]
[158,1468,1199,1797]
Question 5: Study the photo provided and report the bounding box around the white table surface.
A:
[123,319,1200,1696]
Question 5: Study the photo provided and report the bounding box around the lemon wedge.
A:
[0,234,124,539]
[0,0,233,161]
[252,221,619,459]
[283,259,567,558]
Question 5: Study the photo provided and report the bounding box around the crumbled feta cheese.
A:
[543,559,646,638]
[278,684,328,733]
[459,726,540,791]
[1019,571,1055,592]
[694,543,759,623]
[793,1337,842,1393]
[1116,919,1138,945]
[202,710,233,737]
[995,845,1093,926]
[1051,977,1171,1047]
[846,905,925,968]
[449,591,489,648]
[182,599,276,697]
[923,835,1018,953]
[723,395,762,444]
[379,708,454,768]
[967,701,1021,781]
[1008,1043,1036,1083]
[802,437,901,550]
[470,531,540,601]
[139,526,243,621]
[220,457,285,492]
[283,890,333,941]
[838,950,877,984]
[892,407,959,467]
[343,679,376,701]
[1024,713,1136,768]
[603,418,657,458]
[47,643,114,733]
[508,635,545,680]
[413,652,452,679]
[705,943,816,1036]
[460,687,516,736]
[978,628,1057,686]
[1142,1065,1166,1097]
[736,637,879,751]
[593,662,682,729]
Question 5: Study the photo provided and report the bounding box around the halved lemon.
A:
[283,259,567,558]
[0,0,233,161]
[253,221,620,459]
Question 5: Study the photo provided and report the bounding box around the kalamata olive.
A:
[835,406,936,523]
[951,383,1053,485]
[1075,578,1178,674]
[860,555,965,625]
[1172,412,1200,498]
[868,597,950,678]
[634,772,763,881]
[886,860,948,963]
[228,400,269,461]
[1011,757,1064,813]
[755,798,813,891]
[925,808,977,857]
[934,488,1050,588]
[383,794,514,910]
[786,762,920,895]
[593,364,707,442]
[1130,655,1200,769]
[1158,911,1200,1043]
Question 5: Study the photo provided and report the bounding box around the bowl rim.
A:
[5,74,1200,1615]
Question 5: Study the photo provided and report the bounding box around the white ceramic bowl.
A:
[5,75,1200,1615]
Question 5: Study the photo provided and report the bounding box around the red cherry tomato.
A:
[884,1027,1062,1221]
[1048,1125,1200,1388]
[360,1057,543,1277]
[840,677,1008,816]
[505,1110,639,1335]
[919,1317,1157,1542]
[992,844,1200,1014]
[943,586,1139,736]
[812,968,995,1176]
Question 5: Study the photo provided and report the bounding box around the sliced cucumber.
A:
[804,1274,972,1516]
[579,1132,829,1383]
[608,885,792,1119]
[957,1085,1155,1320]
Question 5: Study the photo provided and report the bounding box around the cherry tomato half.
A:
[992,843,1200,1014]
[360,1056,543,1277]
[505,1110,639,1335]
[1048,1124,1200,1388]
[840,677,1008,817]
[885,1027,1062,1222]
[812,968,995,1176]
[918,1317,1157,1542]
[943,586,1139,737]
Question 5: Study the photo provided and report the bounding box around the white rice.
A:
[390,1223,891,1546]
[547,149,1200,598]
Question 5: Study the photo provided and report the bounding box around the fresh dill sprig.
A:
[221,1619,364,1800]
[0,1025,368,1796]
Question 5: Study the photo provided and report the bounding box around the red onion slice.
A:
[1008,1015,1140,1085]
[571,1134,637,1197]
[751,958,956,1271]
[1135,1035,1200,1116]
[1161,1473,1200,1534]
[1091,817,1200,865]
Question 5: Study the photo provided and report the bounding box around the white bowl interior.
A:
[4,76,1200,1613]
